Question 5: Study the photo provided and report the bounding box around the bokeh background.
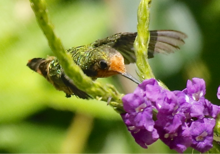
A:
[1,0,220,153]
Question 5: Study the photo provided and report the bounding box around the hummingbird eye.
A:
[99,60,108,70]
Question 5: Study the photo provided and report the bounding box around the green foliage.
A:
[0,122,65,152]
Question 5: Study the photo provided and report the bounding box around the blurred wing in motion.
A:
[93,30,187,64]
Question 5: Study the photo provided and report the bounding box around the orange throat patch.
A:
[96,53,126,78]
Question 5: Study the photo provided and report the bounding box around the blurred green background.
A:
[0,0,220,153]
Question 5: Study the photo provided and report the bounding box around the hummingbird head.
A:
[95,51,125,77]
[94,49,140,84]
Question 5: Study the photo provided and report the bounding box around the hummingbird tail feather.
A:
[27,57,91,99]
[27,58,51,78]
[27,58,45,72]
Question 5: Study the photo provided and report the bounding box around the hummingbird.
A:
[27,30,187,99]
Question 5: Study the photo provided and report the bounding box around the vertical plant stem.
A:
[134,0,154,81]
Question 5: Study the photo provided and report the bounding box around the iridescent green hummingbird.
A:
[27,30,187,99]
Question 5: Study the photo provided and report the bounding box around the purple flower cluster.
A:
[121,78,220,153]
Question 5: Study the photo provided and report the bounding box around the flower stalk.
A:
[134,0,154,81]
[29,0,124,111]
[134,0,168,90]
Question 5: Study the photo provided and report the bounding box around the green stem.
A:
[29,0,123,112]
[134,0,154,81]
[134,0,169,90]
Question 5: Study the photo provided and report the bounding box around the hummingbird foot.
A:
[65,93,71,98]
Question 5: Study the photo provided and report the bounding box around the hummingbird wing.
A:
[92,30,187,64]
[61,74,92,99]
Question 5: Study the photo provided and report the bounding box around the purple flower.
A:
[217,86,220,100]
[182,78,207,119]
[155,90,192,153]
[121,113,159,148]
[157,125,192,153]
[155,91,186,132]
[137,79,165,109]
[184,78,206,101]
[121,88,159,148]
[121,78,220,153]
[203,99,220,118]
[189,118,215,153]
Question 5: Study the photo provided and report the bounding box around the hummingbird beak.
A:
[121,72,140,84]
[108,53,140,84]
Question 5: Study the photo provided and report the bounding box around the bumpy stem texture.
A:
[134,0,154,81]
